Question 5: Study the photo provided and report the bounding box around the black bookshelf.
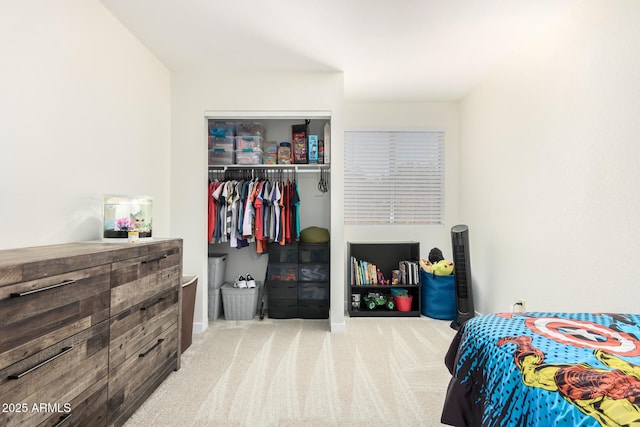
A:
[348,242,421,317]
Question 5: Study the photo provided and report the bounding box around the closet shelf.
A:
[208,164,330,173]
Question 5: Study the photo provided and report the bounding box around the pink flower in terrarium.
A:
[115,217,132,231]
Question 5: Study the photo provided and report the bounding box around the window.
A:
[344,130,444,225]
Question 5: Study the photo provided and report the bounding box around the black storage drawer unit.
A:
[269,245,298,263]
[267,263,298,281]
[299,263,329,281]
[268,299,298,319]
[269,281,298,300]
[298,282,329,300]
[298,301,329,319]
[299,244,329,263]
[266,242,329,319]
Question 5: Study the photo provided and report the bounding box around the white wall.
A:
[0,0,171,249]
[343,101,460,259]
[170,70,344,333]
[460,0,640,314]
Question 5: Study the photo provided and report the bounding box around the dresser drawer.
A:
[0,265,111,371]
[38,376,108,427]
[108,325,178,426]
[0,321,109,427]
[110,246,181,316]
[109,288,179,368]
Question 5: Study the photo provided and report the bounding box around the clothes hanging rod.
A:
[208,164,330,173]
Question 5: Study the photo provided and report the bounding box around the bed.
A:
[441,312,640,427]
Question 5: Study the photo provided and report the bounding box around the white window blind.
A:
[344,130,444,225]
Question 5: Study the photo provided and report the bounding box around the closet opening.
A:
[206,112,332,321]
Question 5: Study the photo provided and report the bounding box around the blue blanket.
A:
[441,313,640,427]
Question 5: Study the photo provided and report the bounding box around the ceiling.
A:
[100,0,574,101]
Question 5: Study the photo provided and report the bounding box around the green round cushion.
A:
[300,226,330,243]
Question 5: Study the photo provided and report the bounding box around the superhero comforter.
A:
[441,313,640,427]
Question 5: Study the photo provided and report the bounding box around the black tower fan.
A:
[450,224,475,330]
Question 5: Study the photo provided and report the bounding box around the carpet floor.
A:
[124,316,457,427]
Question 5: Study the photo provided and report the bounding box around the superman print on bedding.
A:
[448,313,640,427]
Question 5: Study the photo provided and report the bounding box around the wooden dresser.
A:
[0,239,183,427]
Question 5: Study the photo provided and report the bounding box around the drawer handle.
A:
[140,297,165,311]
[10,279,76,297]
[52,413,72,427]
[8,346,73,380]
[139,339,164,358]
[141,254,168,264]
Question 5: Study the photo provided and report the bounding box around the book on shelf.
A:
[351,256,419,286]
[399,260,420,285]
[350,256,379,286]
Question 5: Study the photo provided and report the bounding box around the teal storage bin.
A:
[420,270,456,320]
[390,288,408,297]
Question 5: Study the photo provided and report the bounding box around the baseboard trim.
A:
[330,321,346,333]
[196,319,344,333]
[193,322,207,334]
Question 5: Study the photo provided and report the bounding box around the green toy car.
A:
[363,293,395,310]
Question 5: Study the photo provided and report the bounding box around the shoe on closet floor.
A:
[246,274,256,288]
[234,275,247,288]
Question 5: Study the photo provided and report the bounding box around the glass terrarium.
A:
[103,195,153,240]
